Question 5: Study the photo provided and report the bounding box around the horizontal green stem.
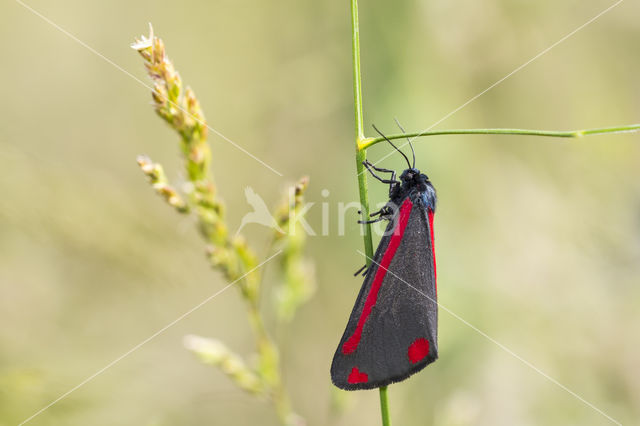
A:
[359,124,640,150]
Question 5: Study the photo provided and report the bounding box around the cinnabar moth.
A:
[331,125,438,390]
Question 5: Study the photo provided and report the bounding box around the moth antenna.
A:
[393,118,416,168]
[372,124,412,170]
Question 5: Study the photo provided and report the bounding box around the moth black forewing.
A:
[331,130,438,390]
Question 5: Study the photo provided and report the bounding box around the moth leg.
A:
[358,205,394,224]
[353,264,368,276]
[359,207,389,217]
[358,216,386,224]
[363,161,401,197]
[359,161,398,222]
[363,160,396,177]
[357,208,384,225]
[362,160,398,185]
[369,205,394,218]
[358,205,394,225]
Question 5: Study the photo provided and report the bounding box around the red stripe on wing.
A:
[428,208,437,295]
[342,198,414,355]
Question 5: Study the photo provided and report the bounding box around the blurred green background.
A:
[2,0,640,425]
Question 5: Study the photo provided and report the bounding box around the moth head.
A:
[400,168,423,182]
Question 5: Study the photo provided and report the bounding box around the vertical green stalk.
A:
[379,386,391,426]
[350,0,374,268]
[351,0,365,142]
[350,0,391,425]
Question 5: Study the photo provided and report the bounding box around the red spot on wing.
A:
[428,208,437,296]
[408,338,430,364]
[347,367,369,384]
[342,199,414,355]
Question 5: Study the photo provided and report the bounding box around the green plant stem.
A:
[351,0,365,142]
[350,0,374,263]
[379,386,391,426]
[359,124,640,150]
[350,0,375,258]
[350,0,390,425]
[355,149,374,261]
[247,300,291,423]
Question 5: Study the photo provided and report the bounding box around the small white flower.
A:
[130,23,154,50]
